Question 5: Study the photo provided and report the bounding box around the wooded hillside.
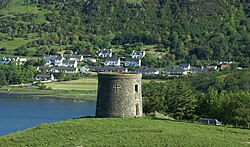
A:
[0,0,249,66]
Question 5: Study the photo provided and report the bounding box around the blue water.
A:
[0,94,96,136]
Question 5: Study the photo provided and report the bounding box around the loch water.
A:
[0,94,96,136]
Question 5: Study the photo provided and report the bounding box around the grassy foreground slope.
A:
[0,118,249,146]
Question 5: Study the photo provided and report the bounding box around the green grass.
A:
[0,38,33,50]
[45,78,98,91]
[45,78,155,91]
[0,117,249,146]
[0,78,158,100]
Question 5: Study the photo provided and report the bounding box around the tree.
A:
[0,70,7,86]
[24,59,36,67]
[143,80,197,120]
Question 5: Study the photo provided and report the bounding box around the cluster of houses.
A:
[81,63,212,75]
[0,56,27,65]
[0,49,237,82]
[101,49,145,67]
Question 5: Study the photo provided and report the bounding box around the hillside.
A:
[0,117,250,146]
[0,0,249,67]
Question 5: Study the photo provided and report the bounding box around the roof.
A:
[53,67,77,71]
[135,68,145,72]
[145,68,158,72]
[37,66,77,71]
[86,66,127,72]
[35,74,52,78]
[135,68,158,72]
[179,63,190,68]
[69,60,76,64]
[132,50,145,55]
[192,67,209,72]
[105,58,120,61]
[55,56,64,60]
[98,49,112,55]
[125,58,140,62]
[175,67,185,72]
[164,67,175,72]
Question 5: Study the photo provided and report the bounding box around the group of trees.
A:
[142,69,250,127]
[0,60,82,86]
[143,80,196,120]
[0,62,35,85]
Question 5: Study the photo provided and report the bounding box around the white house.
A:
[207,65,218,70]
[35,74,55,81]
[54,56,65,66]
[124,58,141,67]
[62,54,83,62]
[19,58,27,64]
[132,50,146,59]
[36,66,78,73]
[179,63,191,71]
[162,68,175,74]
[219,60,232,65]
[0,56,21,65]
[97,49,112,58]
[104,58,120,66]
[190,67,209,74]
[85,56,97,63]
[62,60,77,67]
[44,55,57,66]
[162,67,187,75]
[134,68,159,74]
[50,67,79,73]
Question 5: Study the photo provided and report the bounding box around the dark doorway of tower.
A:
[135,103,140,116]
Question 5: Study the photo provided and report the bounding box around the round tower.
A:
[96,72,142,117]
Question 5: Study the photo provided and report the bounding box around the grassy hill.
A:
[0,117,249,146]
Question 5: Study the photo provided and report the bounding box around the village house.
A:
[50,67,78,73]
[134,67,159,74]
[54,56,65,66]
[219,60,232,65]
[80,66,128,73]
[207,65,218,70]
[0,56,26,65]
[162,67,187,75]
[62,54,83,62]
[190,67,209,74]
[97,49,112,58]
[19,58,27,63]
[124,58,141,67]
[36,66,79,73]
[104,58,121,66]
[179,63,191,71]
[44,56,57,66]
[35,74,55,81]
[62,60,77,67]
[85,56,97,63]
[132,50,146,59]
[162,67,175,74]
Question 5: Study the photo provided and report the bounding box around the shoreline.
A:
[0,90,97,102]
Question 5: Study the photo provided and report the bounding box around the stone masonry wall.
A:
[96,73,142,117]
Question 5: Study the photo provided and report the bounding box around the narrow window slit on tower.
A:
[135,84,139,92]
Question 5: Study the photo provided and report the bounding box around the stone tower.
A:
[96,72,142,117]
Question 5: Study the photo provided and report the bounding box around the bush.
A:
[38,84,47,90]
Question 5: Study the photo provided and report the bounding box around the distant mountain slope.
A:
[0,0,249,67]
